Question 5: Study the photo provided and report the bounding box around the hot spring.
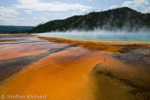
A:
[34,30,150,42]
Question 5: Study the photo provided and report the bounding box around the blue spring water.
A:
[34,31,150,43]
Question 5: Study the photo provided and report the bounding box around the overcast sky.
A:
[0,0,150,26]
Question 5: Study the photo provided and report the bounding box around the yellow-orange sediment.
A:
[0,36,150,100]
[0,47,107,100]
[39,37,150,54]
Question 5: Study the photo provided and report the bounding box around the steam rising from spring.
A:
[34,29,150,42]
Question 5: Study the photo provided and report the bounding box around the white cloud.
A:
[33,17,39,20]
[122,0,149,7]
[0,6,40,26]
[0,6,20,25]
[110,5,118,9]
[24,10,32,14]
[15,0,92,12]
[89,0,92,2]
[122,0,150,13]
[0,0,92,26]
[17,0,39,4]
[0,16,41,26]
[72,12,80,15]
[0,6,19,18]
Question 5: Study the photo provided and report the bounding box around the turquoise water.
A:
[34,31,150,42]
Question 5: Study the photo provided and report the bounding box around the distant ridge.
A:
[31,7,150,33]
[0,25,33,33]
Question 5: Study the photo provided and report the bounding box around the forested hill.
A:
[0,25,33,33]
[30,7,150,33]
